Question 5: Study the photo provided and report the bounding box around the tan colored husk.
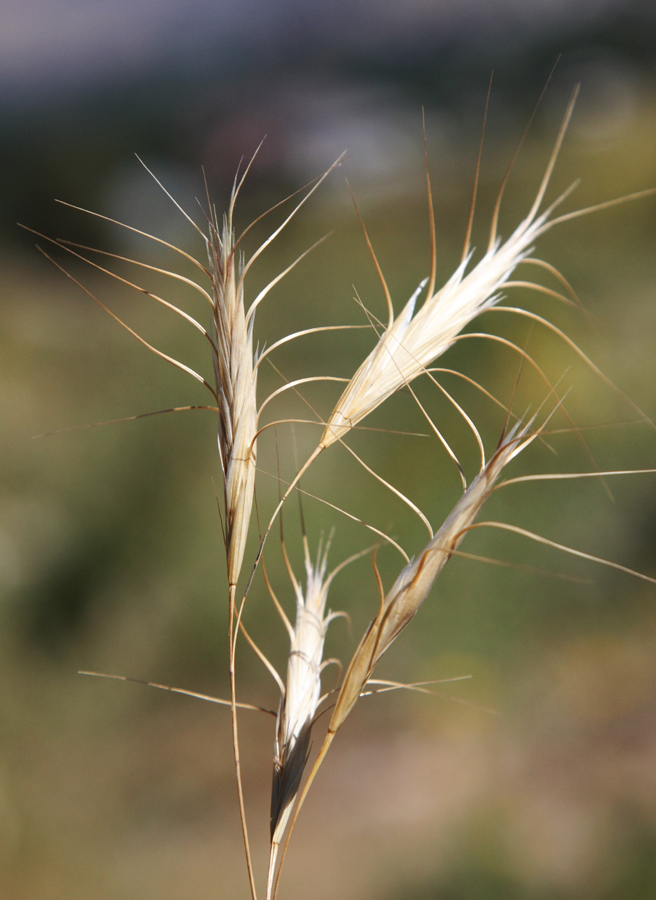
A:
[329,420,537,733]
[208,210,258,588]
[211,154,346,589]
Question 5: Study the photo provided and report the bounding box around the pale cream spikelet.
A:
[273,438,656,900]
[329,419,537,734]
[207,205,258,590]
[266,535,358,896]
[255,90,653,570]
[33,185,257,594]
[270,536,333,844]
[319,90,654,451]
[320,138,567,448]
[213,154,346,589]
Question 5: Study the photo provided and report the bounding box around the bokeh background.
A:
[2,1,656,898]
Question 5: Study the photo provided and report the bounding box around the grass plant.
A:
[31,84,656,900]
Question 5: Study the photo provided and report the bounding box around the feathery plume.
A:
[319,88,655,450]
[320,125,571,447]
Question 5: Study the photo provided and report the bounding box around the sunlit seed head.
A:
[329,419,538,734]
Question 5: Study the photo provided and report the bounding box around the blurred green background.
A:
[2,3,656,899]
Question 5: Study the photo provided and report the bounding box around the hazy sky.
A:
[0,0,627,102]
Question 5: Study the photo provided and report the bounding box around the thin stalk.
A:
[271,730,337,900]
[228,582,258,900]
[245,445,324,600]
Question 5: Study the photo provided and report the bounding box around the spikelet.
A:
[329,419,538,734]
[266,535,351,896]
[318,90,609,450]
[209,153,345,589]
[208,203,258,590]
[321,182,564,450]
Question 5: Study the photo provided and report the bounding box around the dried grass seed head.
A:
[320,93,581,450]
[271,535,344,843]
[329,420,538,733]
[208,207,258,589]
[322,214,559,450]
[209,152,346,588]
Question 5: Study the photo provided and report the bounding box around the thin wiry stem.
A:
[254,325,369,370]
[228,584,259,900]
[78,671,275,714]
[52,201,211,275]
[487,58,560,251]
[271,731,336,900]
[57,239,214,305]
[53,239,211,336]
[35,247,217,397]
[447,330,611,494]
[257,467,410,562]
[402,379,468,487]
[347,183,395,329]
[462,71,493,263]
[519,257,583,307]
[241,154,347,297]
[548,186,656,229]
[449,332,554,389]
[239,621,286,694]
[422,108,438,303]
[136,155,210,242]
[528,85,580,221]
[427,367,514,415]
[233,157,332,255]
[337,439,434,537]
[257,376,349,418]
[248,234,333,320]
[443,548,593,583]
[466,521,656,584]
[360,682,499,716]
[24,223,214,332]
[366,675,473,691]
[502,280,579,310]
[497,468,656,489]
[416,373,485,474]
[33,405,218,438]
[484,306,655,426]
[252,419,326,444]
